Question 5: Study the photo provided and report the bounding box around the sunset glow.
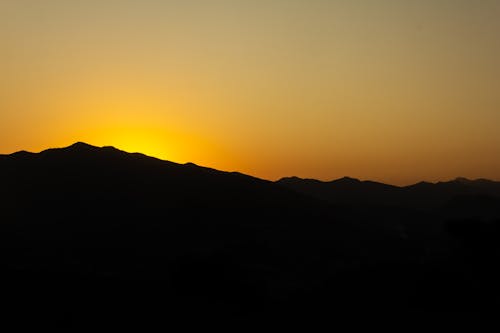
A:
[2,1,500,185]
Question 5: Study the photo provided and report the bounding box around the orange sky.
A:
[1,0,500,185]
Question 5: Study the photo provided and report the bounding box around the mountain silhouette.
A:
[277,175,500,214]
[277,176,400,206]
[1,143,499,327]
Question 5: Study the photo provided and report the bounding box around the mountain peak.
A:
[39,142,115,156]
[451,177,497,186]
[66,142,99,151]
[278,176,303,182]
[277,176,323,184]
[10,150,35,158]
[331,176,361,184]
[63,142,122,154]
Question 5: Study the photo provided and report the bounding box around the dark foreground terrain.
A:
[1,143,499,327]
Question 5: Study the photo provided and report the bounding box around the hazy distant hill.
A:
[1,143,499,327]
[277,175,500,216]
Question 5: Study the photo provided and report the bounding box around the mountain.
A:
[277,176,401,206]
[277,176,500,216]
[1,142,319,218]
[1,143,499,327]
[0,142,347,326]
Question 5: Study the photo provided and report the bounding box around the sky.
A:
[1,0,500,185]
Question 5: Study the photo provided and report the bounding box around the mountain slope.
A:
[277,176,401,206]
[1,143,499,326]
[277,175,500,215]
[0,143,351,325]
[1,142,326,222]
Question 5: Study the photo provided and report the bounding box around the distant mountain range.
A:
[1,142,499,326]
[277,175,500,214]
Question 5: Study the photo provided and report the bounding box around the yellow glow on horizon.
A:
[91,126,180,161]
[1,1,500,185]
[64,112,243,172]
[72,122,202,165]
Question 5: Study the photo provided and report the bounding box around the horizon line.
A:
[2,141,498,187]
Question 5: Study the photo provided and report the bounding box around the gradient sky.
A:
[1,0,500,185]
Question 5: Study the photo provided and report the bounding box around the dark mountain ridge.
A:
[277,175,500,213]
[1,142,499,326]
